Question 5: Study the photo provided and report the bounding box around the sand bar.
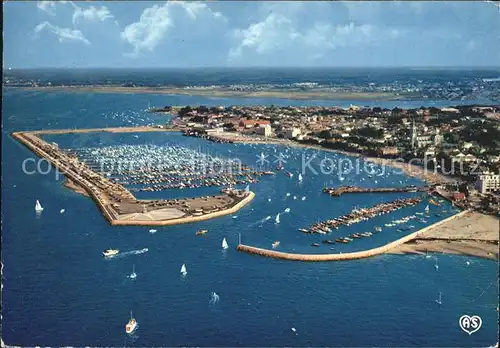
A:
[15,85,406,101]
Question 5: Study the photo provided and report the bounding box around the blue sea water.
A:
[2,89,499,347]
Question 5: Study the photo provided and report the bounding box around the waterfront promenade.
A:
[237,211,470,262]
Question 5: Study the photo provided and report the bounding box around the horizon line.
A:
[4,66,500,71]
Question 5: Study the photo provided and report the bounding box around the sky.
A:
[3,1,500,68]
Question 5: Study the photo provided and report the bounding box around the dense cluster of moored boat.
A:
[299,196,424,236]
[322,185,424,196]
[70,144,274,192]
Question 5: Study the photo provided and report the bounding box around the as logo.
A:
[459,315,482,335]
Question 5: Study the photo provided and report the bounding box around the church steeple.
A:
[411,117,417,149]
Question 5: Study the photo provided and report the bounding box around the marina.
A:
[12,129,255,226]
[301,196,424,235]
[237,210,469,261]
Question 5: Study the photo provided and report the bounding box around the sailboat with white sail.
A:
[222,238,229,250]
[425,205,430,213]
[298,173,303,182]
[275,213,280,224]
[35,200,44,212]
[180,264,187,276]
[434,257,439,271]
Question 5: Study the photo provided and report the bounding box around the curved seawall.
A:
[111,191,255,226]
[236,210,469,262]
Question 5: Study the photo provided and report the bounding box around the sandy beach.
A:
[389,211,499,260]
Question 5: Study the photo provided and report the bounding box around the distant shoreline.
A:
[12,85,410,101]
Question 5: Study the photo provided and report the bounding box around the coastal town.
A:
[165,103,500,216]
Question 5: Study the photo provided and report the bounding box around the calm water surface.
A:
[2,90,498,346]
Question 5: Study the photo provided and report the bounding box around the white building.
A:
[255,124,272,137]
[476,172,500,194]
[282,127,301,139]
[205,127,224,135]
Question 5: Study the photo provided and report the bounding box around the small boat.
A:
[335,238,349,244]
[435,291,442,305]
[435,213,442,217]
[322,239,336,244]
[298,173,303,182]
[298,228,310,233]
[285,171,293,177]
[429,199,440,206]
[375,227,382,232]
[196,229,208,236]
[125,310,137,334]
[35,199,44,212]
[344,237,353,242]
[180,263,187,275]
[424,205,430,213]
[276,164,284,171]
[272,241,280,248]
[103,249,119,257]
[149,229,157,234]
[60,209,65,214]
[310,243,320,247]
[130,264,137,279]
[222,238,229,250]
[275,213,280,224]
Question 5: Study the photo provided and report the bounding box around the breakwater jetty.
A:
[237,211,469,262]
[12,127,255,226]
[302,196,424,234]
[323,185,428,197]
[29,126,179,135]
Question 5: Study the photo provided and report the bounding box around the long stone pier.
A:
[236,211,469,262]
[28,126,179,135]
[12,128,254,226]
[323,185,428,197]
